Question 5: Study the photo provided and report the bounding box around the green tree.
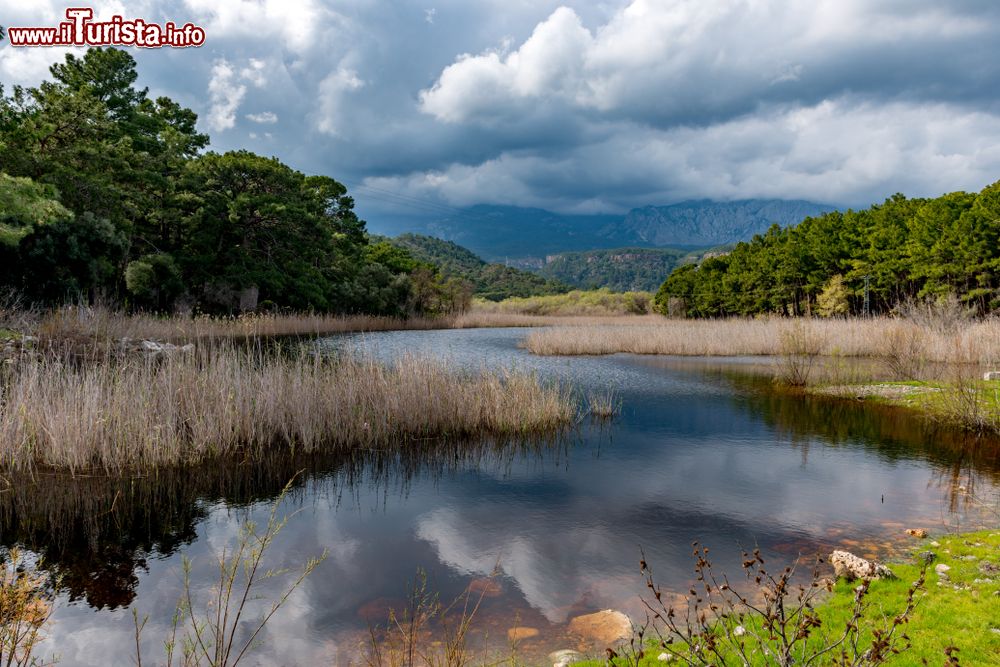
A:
[816,274,850,317]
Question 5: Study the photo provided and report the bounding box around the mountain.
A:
[538,247,689,292]
[386,233,570,301]
[616,199,837,246]
[364,200,836,261]
[367,206,625,260]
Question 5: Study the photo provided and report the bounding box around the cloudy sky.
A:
[3,0,1000,220]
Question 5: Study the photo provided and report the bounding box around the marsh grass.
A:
[9,305,656,351]
[0,346,574,474]
[586,389,621,419]
[473,289,654,316]
[522,316,1000,366]
[363,570,500,667]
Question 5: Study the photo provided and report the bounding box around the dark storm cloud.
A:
[3,0,1000,215]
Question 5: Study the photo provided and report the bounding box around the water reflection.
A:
[2,328,999,665]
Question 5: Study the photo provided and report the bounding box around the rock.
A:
[356,597,407,622]
[917,551,936,564]
[467,577,502,598]
[905,528,928,538]
[959,555,978,561]
[507,627,539,642]
[935,563,951,575]
[657,653,674,662]
[830,550,894,581]
[567,609,633,645]
[549,649,585,667]
[984,371,1000,381]
[979,561,999,574]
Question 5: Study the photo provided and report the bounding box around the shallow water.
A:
[4,327,999,665]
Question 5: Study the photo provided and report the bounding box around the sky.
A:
[3,0,1000,220]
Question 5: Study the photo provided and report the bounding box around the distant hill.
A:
[538,247,689,292]
[387,233,570,301]
[364,200,835,261]
[616,199,837,246]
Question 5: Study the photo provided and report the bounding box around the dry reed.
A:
[522,316,1000,366]
[0,348,573,474]
[12,305,658,348]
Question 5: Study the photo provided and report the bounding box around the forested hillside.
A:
[539,248,688,291]
[387,233,570,301]
[0,48,467,316]
[655,184,1000,317]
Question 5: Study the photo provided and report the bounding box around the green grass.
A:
[819,379,1000,433]
[579,531,1000,666]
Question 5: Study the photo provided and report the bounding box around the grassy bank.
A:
[0,347,573,474]
[522,316,1000,364]
[473,289,655,316]
[813,379,1000,434]
[589,529,1000,667]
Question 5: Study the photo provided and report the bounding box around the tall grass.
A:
[522,316,1000,366]
[0,347,573,474]
[473,289,654,316]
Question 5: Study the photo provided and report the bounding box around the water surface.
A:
[4,327,999,665]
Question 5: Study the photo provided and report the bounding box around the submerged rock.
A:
[466,577,502,598]
[507,626,539,641]
[905,528,928,538]
[567,609,632,644]
[830,550,894,581]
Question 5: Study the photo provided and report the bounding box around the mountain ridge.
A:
[364,199,836,261]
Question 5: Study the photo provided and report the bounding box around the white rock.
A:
[935,564,951,574]
[830,550,894,581]
[984,371,1000,381]
[657,653,673,662]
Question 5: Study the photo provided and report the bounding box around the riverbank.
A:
[575,529,1000,667]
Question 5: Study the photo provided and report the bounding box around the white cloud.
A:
[181,0,328,52]
[316,66,365,136]
[369,98,1000,211]
[419,0,993,126]
[205,58,269,133]
[246,111,278,123]
[206,60,246,132]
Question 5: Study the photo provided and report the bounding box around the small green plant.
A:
[0,548,56,667]
[132,479,327,667]
[363,570,496,667]
[587,390,621,419]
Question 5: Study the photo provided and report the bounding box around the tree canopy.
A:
[655,184,1000,317]
[0,48,467,315]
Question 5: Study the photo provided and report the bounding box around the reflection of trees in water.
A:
[724,372,1000,513]
[0,437,565,610]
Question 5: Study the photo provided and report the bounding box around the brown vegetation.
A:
[0,347,573,474]
[521,316,1000,366]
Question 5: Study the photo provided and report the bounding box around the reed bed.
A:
[522,317,1000,366]
[472,289,654,316]
[12,305,655,347]
[0,348,573,474]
